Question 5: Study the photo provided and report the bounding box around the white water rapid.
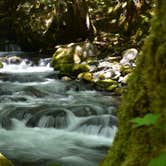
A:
[0,53,118,166]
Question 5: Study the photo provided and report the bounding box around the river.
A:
[0,52,118,166]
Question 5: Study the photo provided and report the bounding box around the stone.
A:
[72,64,90,75]
[96,79,117,88]
[120,65,133,75]
[98,73,105,80]
[61,76,72,81]
[0,153,14,166]
[51,41,97,77]
[77,72,93,82]
[8,56,21,64]
[106,84,118,91]
[120,48,138,66]
[0,61,3,68]
[98,61,112,70]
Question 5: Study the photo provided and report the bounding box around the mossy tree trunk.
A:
[101,0,166,166]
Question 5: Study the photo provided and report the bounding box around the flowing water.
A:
[0,52,118,166]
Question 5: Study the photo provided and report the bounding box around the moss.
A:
[72,64,90,76]
[51,41,97,78]
[106,84,118,92]
[0,153,14,166]
[100,1,166,166]
[77,72,93,82]
[96,79,117,88]
[51,47,75,76]
[120,66,133,75]
[0,61,3,68]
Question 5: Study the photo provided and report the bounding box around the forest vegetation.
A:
[0,0,165,166]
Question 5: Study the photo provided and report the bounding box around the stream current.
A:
[0,52,118,166]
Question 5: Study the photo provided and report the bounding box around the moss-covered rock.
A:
[51,41,96,77]
[106,84,118,92]
[77,72,93,82]
[96,79,117,87]
[8,56,21,64]
[95,79,118,91]
[0,153,14,166]
[0,61,3,68]
[51,47,74,75]
[120,65,133,75]
[72,64,90,76]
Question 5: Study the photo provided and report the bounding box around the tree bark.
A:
[100,0,166,166]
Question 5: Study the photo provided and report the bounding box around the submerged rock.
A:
[0,116,12,130]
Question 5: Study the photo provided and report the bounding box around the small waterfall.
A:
[0,56,53,73]
[0,55,119,166]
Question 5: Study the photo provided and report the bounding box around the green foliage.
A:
[39,0,54,6]
[130,113,161,127]
[148,152,166,166]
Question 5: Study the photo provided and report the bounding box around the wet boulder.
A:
[51,41,97,77]
[0,153,14,166]
[95,79,118,91]
[8,56,21,64]
[106,84,118,92]
[0,61,3,68]
[0,116,13,130]
[93,61,121,81]
[77,72,93,82]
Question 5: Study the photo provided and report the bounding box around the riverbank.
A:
[51,40,138,94]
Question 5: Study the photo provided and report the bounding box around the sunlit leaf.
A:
[130,113,161,127]
[148,152,166,166]
[108,7,113,13]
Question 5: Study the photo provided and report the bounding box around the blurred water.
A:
[0,54,118,166]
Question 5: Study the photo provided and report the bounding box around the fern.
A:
[130,113,161,127]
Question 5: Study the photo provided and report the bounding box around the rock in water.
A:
[51,41,96,77]
[0,61,3,68]
[0,153,14,166]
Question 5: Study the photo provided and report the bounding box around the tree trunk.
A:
[100,0,166,166]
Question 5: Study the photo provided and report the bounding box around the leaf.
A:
[130,113,161,127]
[148,152,166,166]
